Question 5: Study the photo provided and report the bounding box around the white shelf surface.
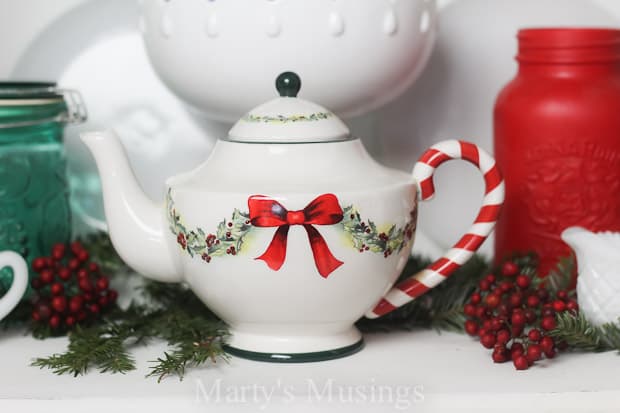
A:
[1,328,619,412]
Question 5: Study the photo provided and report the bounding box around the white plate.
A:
[12,0,224,235]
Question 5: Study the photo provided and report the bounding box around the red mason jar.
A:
[494,28,620,277]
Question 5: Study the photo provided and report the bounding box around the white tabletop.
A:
[1,328,619,412]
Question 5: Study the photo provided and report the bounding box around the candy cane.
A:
[366,140,504,319]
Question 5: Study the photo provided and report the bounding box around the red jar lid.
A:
[517,28,620,64]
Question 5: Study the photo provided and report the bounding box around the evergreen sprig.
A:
[550,312,620,353]
[357,254,489,333]
[31,284,229,380]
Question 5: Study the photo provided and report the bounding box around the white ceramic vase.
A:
[562,227,620,327]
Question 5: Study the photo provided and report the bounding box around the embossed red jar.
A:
[494,28,620,277]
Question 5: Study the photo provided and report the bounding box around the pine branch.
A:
[357,254,489,333]
[545,256,575,294]
[548,312,620,352]
[600,322,620,350]
[31,282,229,381]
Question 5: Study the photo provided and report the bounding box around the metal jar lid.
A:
[0,82,87,129]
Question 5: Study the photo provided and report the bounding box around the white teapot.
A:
[0,251,28,321]
[82,73,504,361]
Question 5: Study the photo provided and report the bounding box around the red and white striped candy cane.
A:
[366,140,504,319]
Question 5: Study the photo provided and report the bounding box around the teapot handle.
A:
[366,140,504,318]
[0,251,28,321]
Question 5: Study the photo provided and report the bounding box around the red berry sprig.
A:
[463,259,578,370]
[29,241,118,332]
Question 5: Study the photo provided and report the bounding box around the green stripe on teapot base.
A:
[223,339,364,363]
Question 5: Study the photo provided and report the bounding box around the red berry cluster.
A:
[29,242,118,331]
[463,260,577,370]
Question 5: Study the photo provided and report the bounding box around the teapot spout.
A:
[80,130,182,282]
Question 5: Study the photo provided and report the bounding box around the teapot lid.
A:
[228,72,350,143]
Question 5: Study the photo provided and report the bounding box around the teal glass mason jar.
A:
[0,82,86,295]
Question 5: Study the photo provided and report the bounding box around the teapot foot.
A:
[224,326,363,363]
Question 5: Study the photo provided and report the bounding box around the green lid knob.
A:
[276,72,301,97]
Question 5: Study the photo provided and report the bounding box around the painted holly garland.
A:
[166,190,415,275]
[340,205,417,258]
[167,192,253,263]
[242,111,334,124]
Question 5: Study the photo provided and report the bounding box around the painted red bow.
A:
[248,194,344,278]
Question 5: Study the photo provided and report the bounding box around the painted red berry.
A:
[557,290,569,301]
[513,355,529,370]
[510,342,525,358]
[540,336,555,353]
[552,300,566,313]
[512,324,524,337]
[50,282,64,296]
[88,303,100,314]
[78,278,93,292]
[51,296,67,313]
[88,262,100,273]
[485,274,496,284]
[68,258,80,271]
[77,250,89,262]
[479,280,491,291]
[528,328,542,342]
[526,295,540,308]
[486,293,501,309]
[490,317,504,331]
[58,267,71,281]
[566,300,579,312]
[480,333,497,349]
[40,269,54,284]
[70,241,84,255]
[475,306,490,320]
[526,344,542,362]
[541,316,557,331]
[492,346,509,363]
[509,292,523,307]
[496,329,511,345]
[49,314,61,329]
[501,261,519,277]
[69,296,84,313]
[51,243,66,261]
[65,315,76,327]
[516,274,531,289]
[511,311,526,326]
[470,292,482,305]
[32,257,47,273]
[499,281,513,293]
[465,320,479,336]
[545,348,556,359]
[464,304,476,317]
[96,276,109,292]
